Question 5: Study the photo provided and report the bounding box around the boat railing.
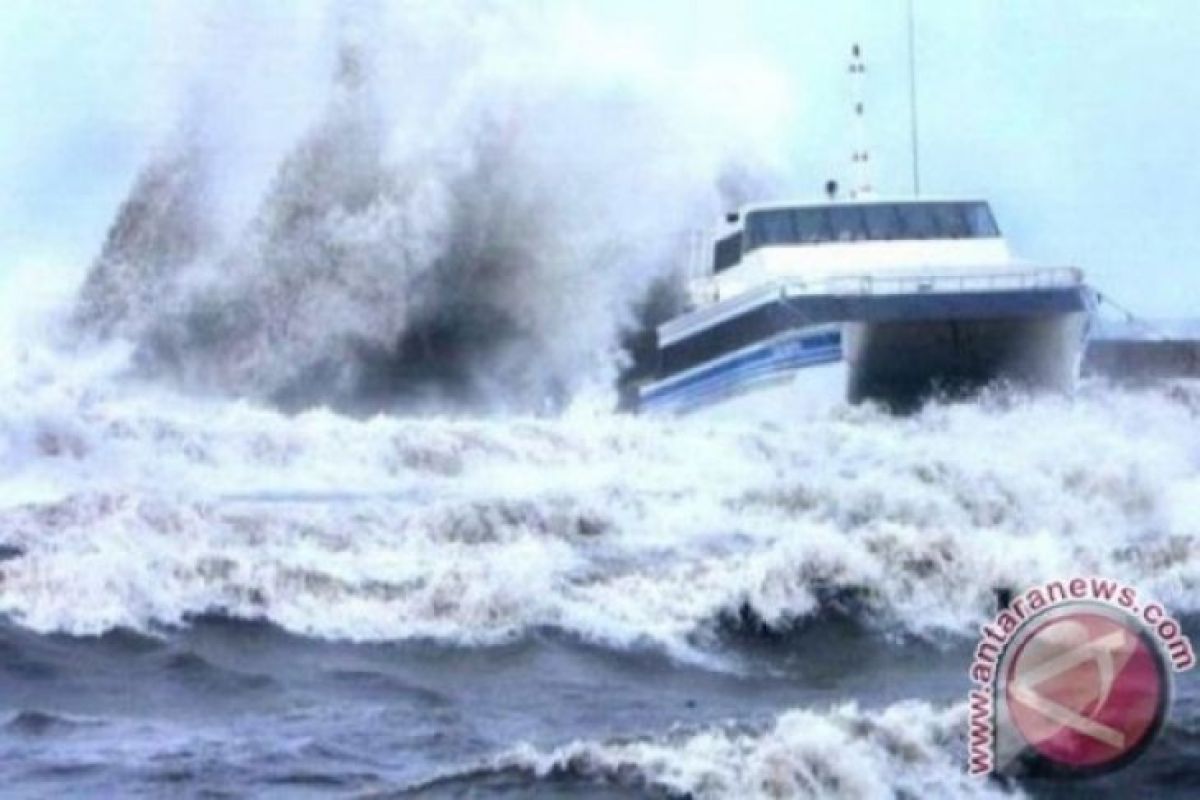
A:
[668,266,1083,344]
[801,266,1085,298]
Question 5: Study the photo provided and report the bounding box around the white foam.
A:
[490,700,1017,799]
[1,356,1197,655]
[73,1,795,407]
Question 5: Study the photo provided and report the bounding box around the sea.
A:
[0,350,1197,797]
[2,3,1197,796]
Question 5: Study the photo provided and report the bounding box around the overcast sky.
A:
[2,0,1198,318]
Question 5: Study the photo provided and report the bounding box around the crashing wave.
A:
[72,2,788,412]
[1,375,1197,655]
[415,701,1016,799]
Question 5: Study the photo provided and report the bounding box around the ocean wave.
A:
[71,1,788,412]
[0,380,1196,656]
[4,710,107,738]
[415,701,1016,799]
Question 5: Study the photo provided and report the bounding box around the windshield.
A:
[743,201,1000,252]
[712,231,742,273]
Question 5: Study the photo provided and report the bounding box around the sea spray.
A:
[73,1,792,411]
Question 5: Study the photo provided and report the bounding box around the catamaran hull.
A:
[845,311,1090,408]
[636,287,1094,415]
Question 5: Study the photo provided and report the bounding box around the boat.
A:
[634,197,1096,414]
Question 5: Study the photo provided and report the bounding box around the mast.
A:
[848,43,873,199]
[907,0,922,196]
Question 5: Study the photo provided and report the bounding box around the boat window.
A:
[896,203,939,239]
[827,206,868,242]
[896,202,1000,239]
[744,209,797,248]
[862,204,901,239]
[741,201,999,253]
[963,202,1000,236]
[793,209,830,243]
[712,232,742,273]
[931,203,970,238]
[745,209,830,249]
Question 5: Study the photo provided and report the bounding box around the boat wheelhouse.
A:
[636,198,1094,414]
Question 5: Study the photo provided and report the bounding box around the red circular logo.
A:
[1004,607,1168,773]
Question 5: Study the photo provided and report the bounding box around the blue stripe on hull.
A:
[639,328,842,413]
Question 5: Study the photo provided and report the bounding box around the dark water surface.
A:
[0,615,1193,798]
[3,382,1198,797]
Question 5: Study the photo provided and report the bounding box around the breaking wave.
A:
[414,701,1015,799]
[2,349,1197,660]
[72,0,790,412]
[1,0,1197,670]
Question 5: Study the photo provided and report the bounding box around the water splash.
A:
[73,1,791,412]
[424,701,1015,799]
[1,371,1197,658]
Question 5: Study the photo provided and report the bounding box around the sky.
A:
[1,0,1199,318]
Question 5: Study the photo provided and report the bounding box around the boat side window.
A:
[887,202,999,240]
[713,231,742,273]
[862,204,901,240]
[930,203,969,238]
[745,210,798,249]
[792,209,829,243]
[827,206,868,242]
[743,201,998,248]
[896,204,939,239]
[745,209,834,250]
[963,202,1000,237]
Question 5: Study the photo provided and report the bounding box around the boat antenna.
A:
[907,0,922,196]
[848,43,873,199]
